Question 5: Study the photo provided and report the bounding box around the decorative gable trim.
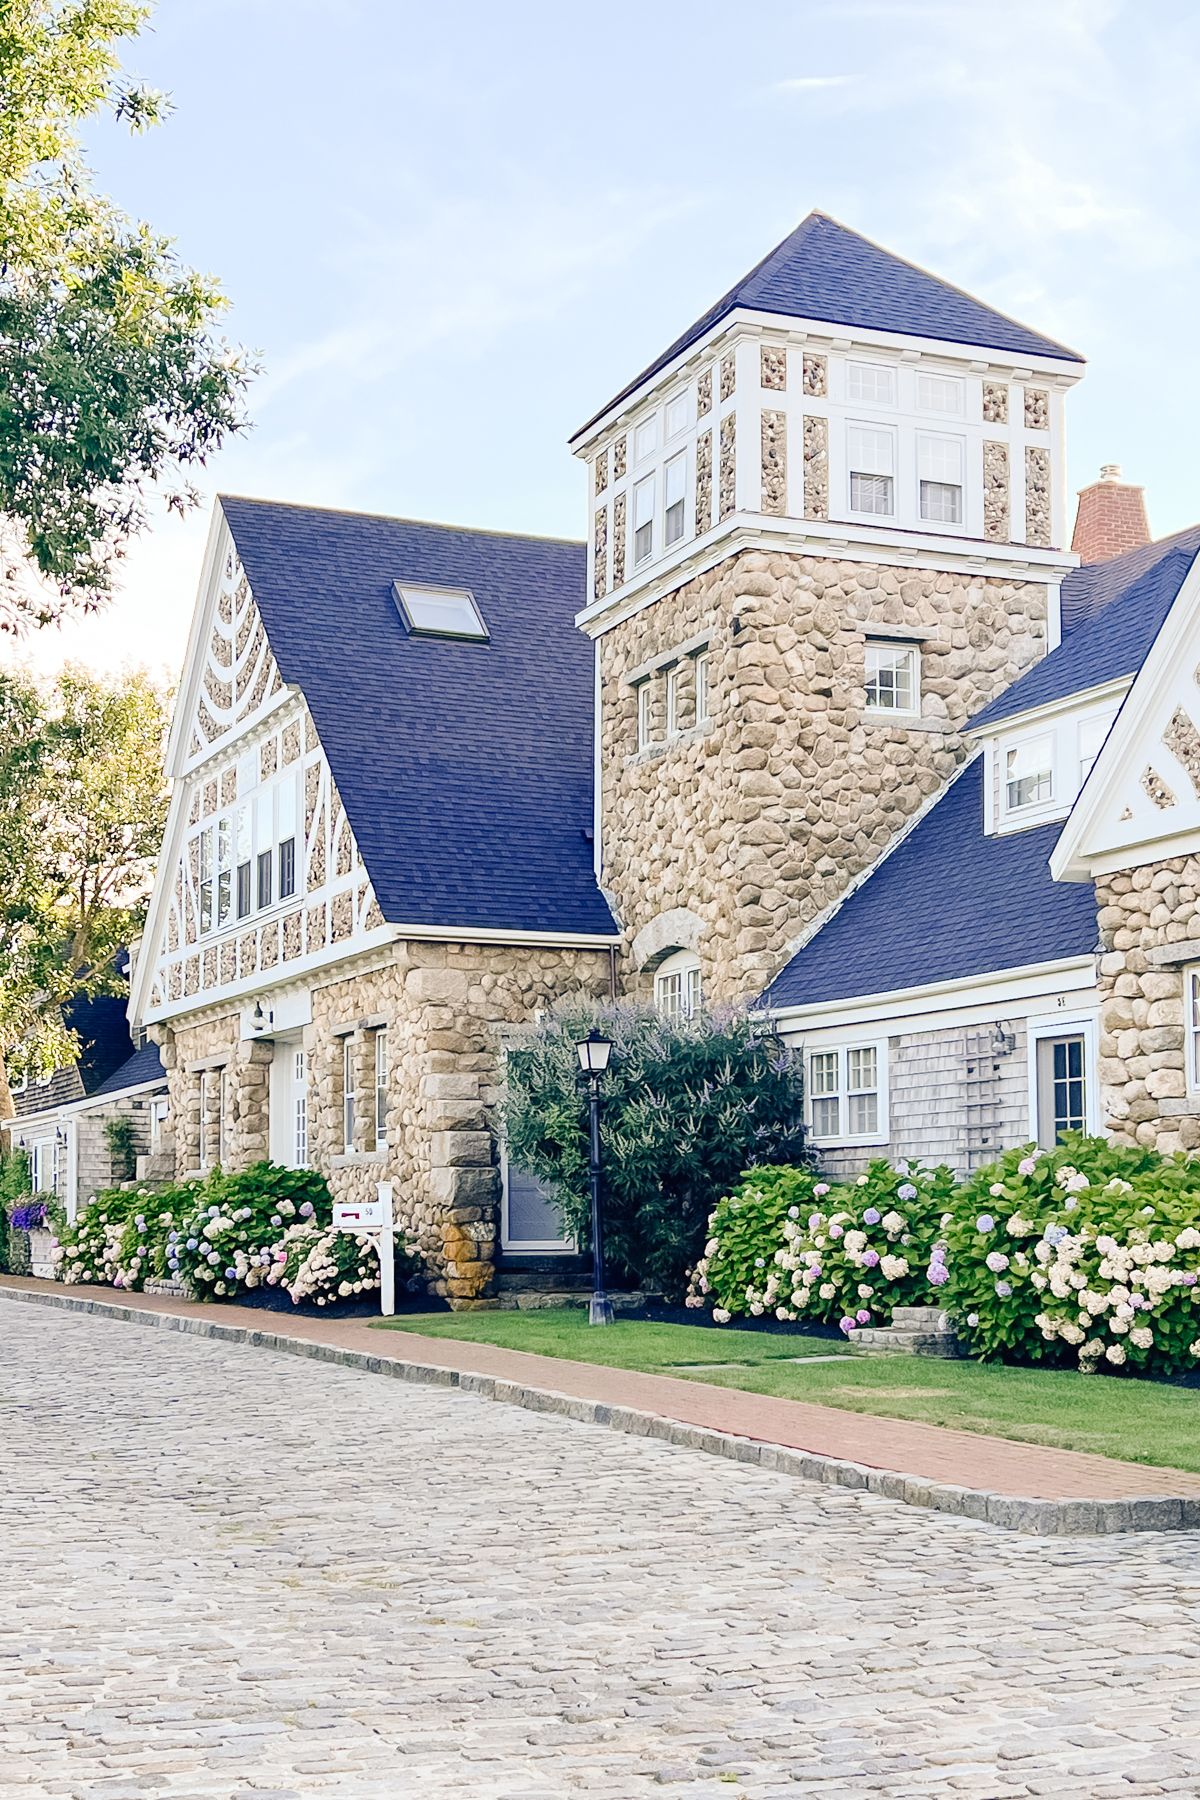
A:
[1051,554,1200,881]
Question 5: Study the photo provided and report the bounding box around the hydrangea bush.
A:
[170,1164,329,1299]
[947,1135,1200,1376]
[688,1159,956,1335]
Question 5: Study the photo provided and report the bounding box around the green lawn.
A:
[375,1308,1200,1474]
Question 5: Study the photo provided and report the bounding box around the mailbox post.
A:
[332,1180,397,1316]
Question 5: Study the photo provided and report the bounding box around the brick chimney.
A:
[1071,464,1151,563]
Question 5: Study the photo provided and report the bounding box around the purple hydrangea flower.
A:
[928,1262,950,1286]
[976,1214,995,1234]
[186,1238,198,1251]
[299,1201,315,1219]
[856,1308,871,1324]
[862,1249,880,1268]
[862,1207,881,1226]
[897,1183,917,1202]
[839,1316,857,1334]
[828,1223,844,1239]
[225,1267,237,1280]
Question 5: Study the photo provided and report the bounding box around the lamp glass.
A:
[576,1029,613,1076]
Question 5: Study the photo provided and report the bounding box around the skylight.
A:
[393,582,488,641]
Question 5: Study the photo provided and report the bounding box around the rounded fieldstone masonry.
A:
[1096,855,1200,1152]
[598,548,1050,999]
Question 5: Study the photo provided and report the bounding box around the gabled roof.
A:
[760,760,1098,1013]
[577,211,1083,437]
[968,539,1200,733]
[9,988,133,1119]
[218,497,617,939]
[88,1041,165,1100]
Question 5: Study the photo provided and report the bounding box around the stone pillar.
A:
[229,1037,273,1166]
[425,1071,498,1304]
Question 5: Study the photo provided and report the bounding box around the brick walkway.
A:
[4,1274,1198,1504]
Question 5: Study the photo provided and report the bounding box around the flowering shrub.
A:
[10,1200,48,1232]
[284,1225,415,1307]
[171,1163,330,1299]
[53,1187,143,1286]
[689,1159,956,1334]
[947,1135,1200,1376]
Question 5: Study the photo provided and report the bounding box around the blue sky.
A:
[27,0,1200,676]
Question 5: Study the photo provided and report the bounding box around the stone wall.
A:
[1096,857,1200,1153]
[597,548,1050,999]
[156,938,611,1304]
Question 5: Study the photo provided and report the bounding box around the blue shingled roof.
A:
[219,498,616,939]
[760,760,1098,1012]
[579,212,1082,435]
[89,1041,165,1099]
[969,541,1200,733]
[1060,525,1200,636]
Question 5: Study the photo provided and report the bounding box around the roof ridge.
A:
[218,493,585,550]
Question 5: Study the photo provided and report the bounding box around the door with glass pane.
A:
[1036,1034,1087,1148]
[269,1037,308,1168]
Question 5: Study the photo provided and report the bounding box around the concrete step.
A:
[854,1324,964,1358]
[495,1289,645,1313]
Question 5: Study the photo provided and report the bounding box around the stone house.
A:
[131,209,1200,1300]
[5,984,169,1218]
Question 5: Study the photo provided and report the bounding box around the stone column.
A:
[425,1070,498,1304]
[229,1038,273,1166]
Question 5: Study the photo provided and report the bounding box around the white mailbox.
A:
[332,1182,397,1315]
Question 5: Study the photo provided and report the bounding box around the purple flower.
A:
[928,1262,950,1286]
[897,1183,917,1202]
[839,1316,857,1334]
[828,1223,844,1239]
[976,1215,995,1234]
[186,1238,198,1251]
[862,1249,880,1268]
[1185,1273,1199,1287]
[862,1207,881,1226]
[808,1213,822,1231]
[299,1201,315,1219]
[856,1308,871,1324]
[225,1267,237,1280]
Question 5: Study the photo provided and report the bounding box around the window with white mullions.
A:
[918,434,964,525]
[342,1038,356,1153]
[807,1042,886,1144]
[864,640,919,716]
[633,475,655,566]
[1187,968,1200,1092]
[294,1050,308,1168]
[1005,736,1054,811]
[1035,1035,1087,1146]
[847,425,895,516]
[374,1029,388,1150]
[636,679,652,750]
[664,452,687,547]
[846,362,895,405]
[916,372,964,415]
[654,951,702,1020]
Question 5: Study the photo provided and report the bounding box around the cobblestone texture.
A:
[5,1299,1200,1797]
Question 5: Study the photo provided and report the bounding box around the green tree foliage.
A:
[0,663,169,1076]
[502,1001,810,1297]
[0,1,250,629]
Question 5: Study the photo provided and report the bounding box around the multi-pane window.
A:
[846,362,896,405]
[654,954,702,1020]
[847,425,895,516]
[294,1050,308,1168]
[916,372,964,415]
[634,417,658,463]
[1188,970,1200,1092]
[665,392,690,438]
[633,475,655,566]
[1005,737,1054,811]
[193,770,301,934]
[636,680,652,750]
[374,1030,388,1150]
[694,649,710,725]
[918,434,964,524]
[1036,1035,1087,1147]
[278,837,296,899]
[864,640,919,715]
[664,452,687,547]
[342,1039,356,1153]
[807,1044,885,1142]
[665,666,682,739]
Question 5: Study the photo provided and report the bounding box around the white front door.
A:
[269,1038,309,1168]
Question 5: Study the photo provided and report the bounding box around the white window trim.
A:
[1187,970,1200,1096]
[916,429,967,532]
[915,371,965,417]
[374,1028,388,1150]
[1025,1013,1100,1142]
[694,648,711,725]
[343,1038,356,1154]
[804,1038,889,1147]
[636,679,653,750]
[1003,730,1056,820]
[845,360,897,407]
[845,420,898,521]
[654,949,702,1020]
[864,638,921,720]
[665,666,682,739]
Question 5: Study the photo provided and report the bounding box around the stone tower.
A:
[569,212,1085,1004]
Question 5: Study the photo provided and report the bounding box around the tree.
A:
[502,1000,810,1297]
[0,663,169,1083]
[0,1,250,630]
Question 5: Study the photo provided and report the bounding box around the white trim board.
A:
[762,955,1097,1038]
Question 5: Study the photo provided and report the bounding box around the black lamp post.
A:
[576,1027,614,1326]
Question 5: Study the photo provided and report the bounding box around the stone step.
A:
[496,1289,645,1313]
[854,1325,964,1358]
[889,1306,953,1331]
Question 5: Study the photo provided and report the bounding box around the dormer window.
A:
[848,425,895,516]
[393,583,488,641]
[634,418,658,463]
[846,362,895,406]
[1005,736,1054,811]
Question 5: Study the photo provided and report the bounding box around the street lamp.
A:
[576,1028,614,1326]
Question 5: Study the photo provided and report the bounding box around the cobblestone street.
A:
[5,1300,1200,1798]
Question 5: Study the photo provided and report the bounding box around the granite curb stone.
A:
[4,1281,1195,1537]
